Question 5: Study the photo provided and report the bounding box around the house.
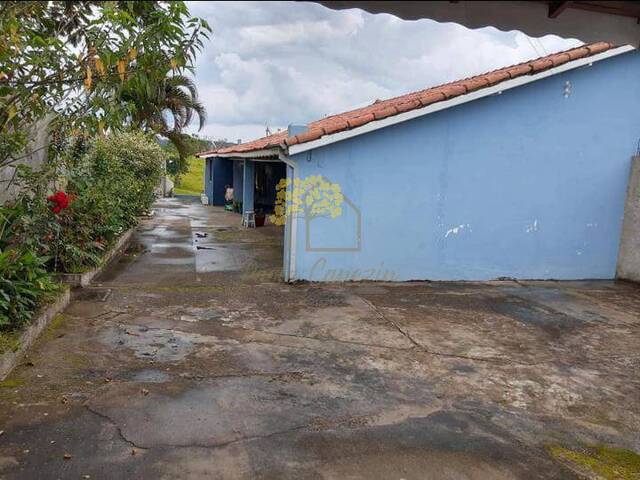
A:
[201,139,241,205]
[198,41,640,282]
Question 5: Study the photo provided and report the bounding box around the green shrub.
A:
[76,131,164,215]
[0,131,165,329]
[0,168,62,330]
[0,248,60,331]
[59,131,165,272]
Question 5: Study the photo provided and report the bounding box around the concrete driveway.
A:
[1,197,639,479]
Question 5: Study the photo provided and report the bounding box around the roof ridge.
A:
[200,41,618,156]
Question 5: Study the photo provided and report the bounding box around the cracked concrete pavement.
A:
[0,197,639,479]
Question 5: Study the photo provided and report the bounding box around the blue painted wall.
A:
[206,158,233,206]
[290,51,640,281]
[204,158,214,203]
[233,160,244,205]
[242,160,255,214]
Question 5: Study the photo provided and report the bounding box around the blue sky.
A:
[185,1,581,143]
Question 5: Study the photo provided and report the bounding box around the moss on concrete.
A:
[0,331,21,354]
[67,353,89,369]
[0,378,25,388]
[549,444,640,480]
[43,314,66,340]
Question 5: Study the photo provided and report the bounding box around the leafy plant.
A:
[2,132,165,274]
[0,248,59,331]
[0,1,210,168]
[125,75,207,162]
[58,131,165,272]
[164,133,213,179]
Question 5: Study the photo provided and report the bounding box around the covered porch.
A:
[202,151,292,280]
[203,154,287,218]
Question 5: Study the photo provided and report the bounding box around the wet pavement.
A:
[1,197,639,479]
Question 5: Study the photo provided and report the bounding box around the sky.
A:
[185,1,582,143]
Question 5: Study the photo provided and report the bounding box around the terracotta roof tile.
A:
[567,46,590,60]
[373,106,398,120]
[417,91,447,106]
[505,64,533,78]
[199,42,616,156]
[587,42,611,55]
[440,84,467,98]
[395,99,422,114]
[529,57,555,72]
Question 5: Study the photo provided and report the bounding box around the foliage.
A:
[173,156,204,195]
[0,189,60,332]
[0,165,61,258]
[0,248,59,330]
[0,131,164,329]
[270,176,344,226]
[76,131,164,215]
[60,131,165,272]
[2,132,164,275]
[164,134,213,177]
[124,76,207,162]
[0,1,210,168]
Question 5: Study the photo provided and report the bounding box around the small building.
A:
[199,42,640,282]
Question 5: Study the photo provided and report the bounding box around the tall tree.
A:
[124,74,207,161]
[0,1,210,168]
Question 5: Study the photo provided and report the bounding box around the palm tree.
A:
[124,74,206,162]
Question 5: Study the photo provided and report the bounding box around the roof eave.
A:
[198,147,283,159]
[286,44,636,156]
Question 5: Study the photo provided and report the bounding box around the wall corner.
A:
[616,155,640,282]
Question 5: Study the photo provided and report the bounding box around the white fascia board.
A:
[200,148,282,159]
[278,152,296,168]
[287,45,636,156]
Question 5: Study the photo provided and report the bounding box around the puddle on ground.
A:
[101,324,236,362]
[73,288,112,302]
[129,369,171,383]
[177,306,225,323]
[194,243,243,272]
[492,297,585,332]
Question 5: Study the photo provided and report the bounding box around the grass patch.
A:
[548,444,640,479]
[174,156,204,196]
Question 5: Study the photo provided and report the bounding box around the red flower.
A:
[47,191,72,214]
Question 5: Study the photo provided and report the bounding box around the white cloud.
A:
[185,1,581,141]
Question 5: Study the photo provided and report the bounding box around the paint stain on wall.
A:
[444,224,471,238]
[525,220,539,233]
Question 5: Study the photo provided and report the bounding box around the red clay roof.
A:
[201,41,615,156]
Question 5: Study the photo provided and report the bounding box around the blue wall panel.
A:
[204,159,213,203]
[210,158,233,206]
[290,51,640,281]
[233,160,244,204]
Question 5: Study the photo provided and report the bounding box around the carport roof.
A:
[199,41,629,157]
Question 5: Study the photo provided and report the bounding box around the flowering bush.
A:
[0,131,165,329]
[47,191,71,214]
[59,131,165,272]
[0,248,60,331]
[0,188,61,332]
